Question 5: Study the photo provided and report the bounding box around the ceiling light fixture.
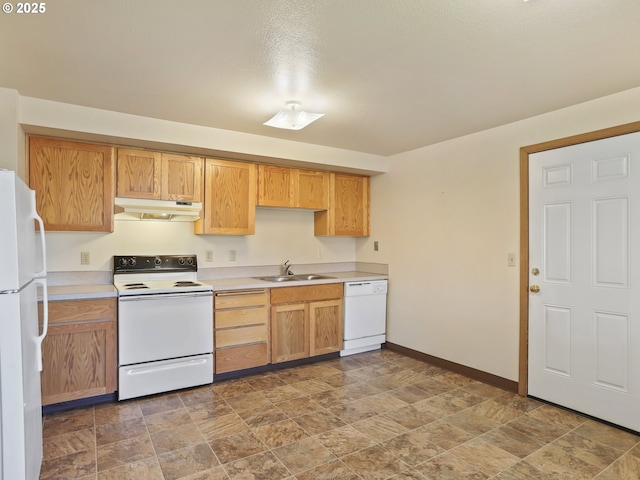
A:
[263,101,324,130]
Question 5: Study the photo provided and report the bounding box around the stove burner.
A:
[174,281,200,287]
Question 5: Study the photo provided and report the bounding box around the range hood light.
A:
[114,197,202,222]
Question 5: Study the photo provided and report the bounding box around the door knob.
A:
[529,284,540,293]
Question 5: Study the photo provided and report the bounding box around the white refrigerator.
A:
[0,169,48,480]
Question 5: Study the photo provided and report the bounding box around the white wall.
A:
[46,208,354,272]
[0,88,25,177]
[358,86,640,382]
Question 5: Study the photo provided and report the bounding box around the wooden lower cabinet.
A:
[39,298,117,405]
[271,303,309,362]
[270,284,343,363]
[214,290,269,373]
[309,299,343,356]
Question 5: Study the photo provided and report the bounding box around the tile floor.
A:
[40,349,640,479]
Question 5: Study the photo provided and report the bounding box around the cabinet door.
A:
[116,148,162,199]
[197,158,256,235]
[162,153,204,202]
[258,165,294,207]
[295,170,329,210]
[29,136,115,232]
[271,303,309,363]
[39,298,117,405]
[41,320,117,405]
[314,173,370,236]
[310,299,343,356]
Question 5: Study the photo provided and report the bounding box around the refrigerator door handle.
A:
[31,190,47,278]
[35,277,48,372]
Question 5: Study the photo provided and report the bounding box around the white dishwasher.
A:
[341,280,388,356]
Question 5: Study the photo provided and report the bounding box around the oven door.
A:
[118,291,213,365]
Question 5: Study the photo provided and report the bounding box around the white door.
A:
[528,131,640,431]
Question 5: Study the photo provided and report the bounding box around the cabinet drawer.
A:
[215,343,269,374]
[215,306,268,328]
[40,298,117,325]
[216,324,268,348]
[270,283,343,304]
[215,290,268,309]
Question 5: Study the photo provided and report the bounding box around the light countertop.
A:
[43,271,387,301]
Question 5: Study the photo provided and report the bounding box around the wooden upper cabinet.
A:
[117,148,203,202]
[296,169,330,210]
[29,136,115,232]
[162,153,204,202]
[258,165,329,210]
[116,148,161,199]
[258,165,293,207]
[195,158,256,235]
[315,173,370,236]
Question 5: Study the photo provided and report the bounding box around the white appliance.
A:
[341,280,388,356]
[0,169,48,480]
[114,255,213,400]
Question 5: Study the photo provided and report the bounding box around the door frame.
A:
[517,120,640,396]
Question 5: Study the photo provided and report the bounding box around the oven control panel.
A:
[114,255,198,273]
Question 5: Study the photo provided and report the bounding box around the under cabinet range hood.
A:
[114,197,202,222]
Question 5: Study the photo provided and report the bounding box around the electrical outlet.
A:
[374,241,379,252]
[80,251,90,265]
[205,250,213,262]
[229,250,236,261]
[508,253,517,267]
[317,249,323,259]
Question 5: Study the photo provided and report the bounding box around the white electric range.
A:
[113,255,213,400]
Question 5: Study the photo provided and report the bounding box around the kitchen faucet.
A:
[282,260,294,276]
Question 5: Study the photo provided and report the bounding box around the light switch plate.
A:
[507,253,516,267]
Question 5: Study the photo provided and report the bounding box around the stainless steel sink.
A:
[256,274,336,282]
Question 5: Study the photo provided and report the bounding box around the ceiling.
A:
[1,0,640,156]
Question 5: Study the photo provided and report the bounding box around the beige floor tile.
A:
[43,427,95,460]
[196,412,248,441]
[252,418,310,449]
[43,407,95,438]
[381,430,444,466]
[272,437,335,474]
[139,394,183,416]
[95,417,147,446]
[295,459,361,480]
[341,444,409,480]
[450,437,520,476]
[144,407,193,433]
[97,457,163,480]
[293,409,346,435]
[480,425,547,458]
[94,403,143,426]
[96,434,155,472]
[315,424,376,457]
[208,430,266,464]
[351,414,409,442]
[414,421,476,451]
[149,423,206,455]
[526,444,604,479]
[223,451,290,480]
[40,448,96,479]
[156,443,219,480]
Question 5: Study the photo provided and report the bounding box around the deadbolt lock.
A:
[531,268,540,276]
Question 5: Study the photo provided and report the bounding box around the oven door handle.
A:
[119,292,213,301]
